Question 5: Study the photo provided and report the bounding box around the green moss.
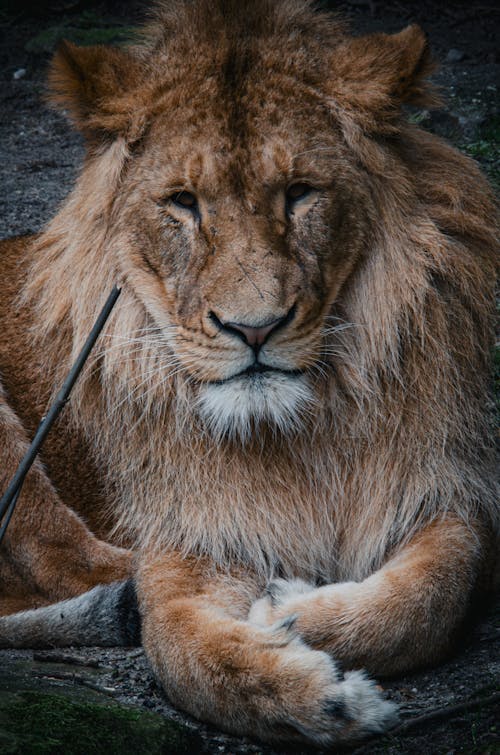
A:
[459,115,500,194]
[480,114,500,143]
[0,691,204,754]
[25,24,136,54]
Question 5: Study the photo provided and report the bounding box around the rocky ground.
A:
[0,1,499,753]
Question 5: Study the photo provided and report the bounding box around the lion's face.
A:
[111,85,373,439]
[48,2,433,440]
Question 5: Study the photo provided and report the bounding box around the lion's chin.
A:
[196,372,314,443]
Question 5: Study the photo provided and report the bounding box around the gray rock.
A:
[446,48,465,63]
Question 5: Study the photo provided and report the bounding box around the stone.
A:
[446,48,464,63]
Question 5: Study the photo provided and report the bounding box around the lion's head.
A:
[39,0,454,444]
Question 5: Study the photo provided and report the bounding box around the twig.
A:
[32,669,119,696]
[33,651,102,668]
[352,692,500,753]
[79,679,120,696]
[392,692,500,735]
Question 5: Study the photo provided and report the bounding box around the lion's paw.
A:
[248,577,361,633]
[264,641,397,745]
[259,611,300,646]
[245,578,398,743]
[248,577,315,627]
[341,670,399,735]
[267,577,316,604]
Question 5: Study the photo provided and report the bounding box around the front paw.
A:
[265,640,397,745]
[248,577,316,627]
[145,607,397,746]
[267,577,317,604]
[248,578,360,637]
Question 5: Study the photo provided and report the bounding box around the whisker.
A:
[106,351,205,417]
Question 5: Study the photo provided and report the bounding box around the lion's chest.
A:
[111,436,346,582]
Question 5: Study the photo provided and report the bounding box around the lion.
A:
[0,0,497,747]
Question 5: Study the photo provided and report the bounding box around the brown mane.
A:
[18,0,497,582]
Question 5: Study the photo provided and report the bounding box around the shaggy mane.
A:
[21,0,498,581]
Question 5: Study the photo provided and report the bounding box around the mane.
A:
[147,0,346,53]
[21,0,498,581]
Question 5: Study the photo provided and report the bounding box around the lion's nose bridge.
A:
[200,206,302,330]
[205,246,296,332]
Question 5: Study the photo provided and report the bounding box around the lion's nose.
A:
[227,319,280,347]
[210,306,295,349]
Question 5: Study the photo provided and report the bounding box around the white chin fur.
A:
[197,372,314,442]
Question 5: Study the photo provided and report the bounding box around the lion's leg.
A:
[249,517,487,676]
[137,553,397,746]
[0,383,132,615]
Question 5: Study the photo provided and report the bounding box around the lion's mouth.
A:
[197,365,313,441]
[209,363,305,385]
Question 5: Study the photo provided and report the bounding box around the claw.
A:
[274,613,298,633]
[265,613,299,646]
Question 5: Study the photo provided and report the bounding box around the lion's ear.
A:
[330,25,437,132]
[48,41,142,142]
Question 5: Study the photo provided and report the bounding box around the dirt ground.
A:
[0,1,499,753]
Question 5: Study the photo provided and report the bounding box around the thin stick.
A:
[0,286,121,543]
[352,691,500,753]
[33,652,104,668]
[32,669,119,696]
[390,691,500,735]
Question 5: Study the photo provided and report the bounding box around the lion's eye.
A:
[285,182,313,212]
[171,191,198,211]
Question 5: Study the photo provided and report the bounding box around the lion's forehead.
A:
[153,25,329,106]
[142,99,339,198]
[140,42,337,181]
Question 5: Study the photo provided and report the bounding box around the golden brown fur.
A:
[0,0,497,745]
